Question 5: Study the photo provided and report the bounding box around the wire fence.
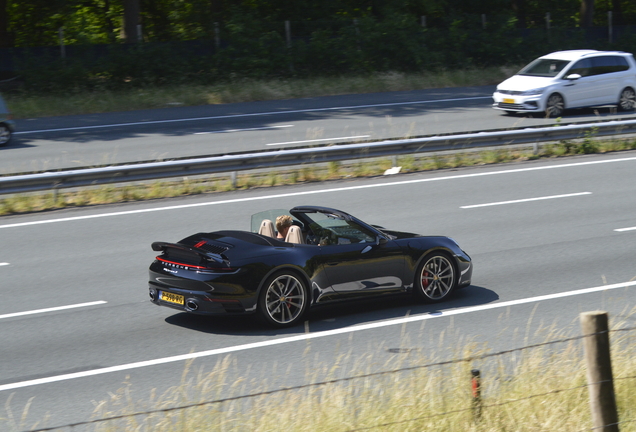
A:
[13,322,636,432]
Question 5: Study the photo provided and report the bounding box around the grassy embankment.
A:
[2,67,636,217]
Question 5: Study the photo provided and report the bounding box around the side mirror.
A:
[565,73,581,81]
[377,236,388,245]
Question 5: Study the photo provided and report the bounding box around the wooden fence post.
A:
[580,311,619,432]
[471,369,482,421]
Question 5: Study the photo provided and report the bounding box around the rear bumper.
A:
[148,282,257,316]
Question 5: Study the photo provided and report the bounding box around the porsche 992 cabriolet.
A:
[148,206,472,327]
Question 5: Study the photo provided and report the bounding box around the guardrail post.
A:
[58,27,66,59]
[230,171,237,189]
[471,369,482,421]
[214,22,220,51]
[580,311,619,432]
[285,20,294,73]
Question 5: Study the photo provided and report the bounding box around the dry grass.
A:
[92,315,636,432]
[4,310,632,432]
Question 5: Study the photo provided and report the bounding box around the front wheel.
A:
[545,93,564,118]
[618,88,636,111]
[258,272,308,327]
[414,253,457,302]
[0,125,11,147]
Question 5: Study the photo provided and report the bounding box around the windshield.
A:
[518,59,570,77]
[303,212,376,245]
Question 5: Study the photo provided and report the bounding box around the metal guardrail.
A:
[2,119,636,195]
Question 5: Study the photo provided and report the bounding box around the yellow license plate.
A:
[161,291,184,305]
[503,98,515,104]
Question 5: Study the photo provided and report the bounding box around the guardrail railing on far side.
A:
[2,119,636,195]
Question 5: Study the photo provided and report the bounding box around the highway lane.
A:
[1,152,636,430]
[4,85,636,175]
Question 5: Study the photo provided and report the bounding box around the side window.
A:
[590,56,629,75]
[567,58,593,77]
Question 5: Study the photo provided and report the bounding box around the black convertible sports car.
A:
[149,206,472,327]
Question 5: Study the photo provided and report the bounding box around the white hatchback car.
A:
[492,50,636,117]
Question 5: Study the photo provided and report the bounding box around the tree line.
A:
[1,0,635,48]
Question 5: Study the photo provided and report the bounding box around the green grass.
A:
[4,67,517,119]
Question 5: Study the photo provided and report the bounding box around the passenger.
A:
[275,215,293,240]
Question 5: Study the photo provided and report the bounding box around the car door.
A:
[561,58,598,107]
[316,225,406,298]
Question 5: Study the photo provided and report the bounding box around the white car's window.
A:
[590,56,630,75]
[518,59,569,77]
[566,58,593,77]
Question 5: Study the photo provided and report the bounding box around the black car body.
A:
[149,206,472,327]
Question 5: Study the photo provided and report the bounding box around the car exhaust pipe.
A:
[185,299,199,311]
[149,288,157,301]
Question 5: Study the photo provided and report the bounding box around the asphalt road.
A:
[4,85,636,175]
[1,150,635,430]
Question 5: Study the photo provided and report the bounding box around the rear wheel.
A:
[618,87,636,111]
[545,93,564,117]
[414,253,457,302]
[258,272,308,327]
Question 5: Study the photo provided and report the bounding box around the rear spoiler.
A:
[151,241,227,265]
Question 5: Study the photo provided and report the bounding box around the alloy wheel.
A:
[545,94,564,117]
[263,274,307,325]
[418,255,456,301]
[0,126,10,146]
[619,88,636,111]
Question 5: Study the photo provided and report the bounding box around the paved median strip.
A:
[1,281,634,393]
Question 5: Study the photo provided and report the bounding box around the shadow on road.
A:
[164,284,498,336]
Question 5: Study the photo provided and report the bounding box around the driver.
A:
[275,215,293,240]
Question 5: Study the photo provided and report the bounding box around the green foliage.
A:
[3,0,636,92]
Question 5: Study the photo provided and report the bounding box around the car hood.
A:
[497,75,557,92]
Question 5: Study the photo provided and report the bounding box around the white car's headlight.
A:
[520,88,545,96]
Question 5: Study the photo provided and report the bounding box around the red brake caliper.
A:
[422,271,430,288]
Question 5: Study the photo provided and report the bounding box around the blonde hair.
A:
[275,215,293,232]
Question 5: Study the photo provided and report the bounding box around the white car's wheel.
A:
[0,125,11,147]
[618,87,636,111]
[545,93,564,117]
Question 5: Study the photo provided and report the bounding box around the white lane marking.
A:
[0,301,107,320]
[615,226,636,232]
[266,135,370,146]
[0,262,9,266]
[13,96,490,135]
[0,281,633,392]
[194,125,293,135]
[461,192,592,209]
[2,155,636,230]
